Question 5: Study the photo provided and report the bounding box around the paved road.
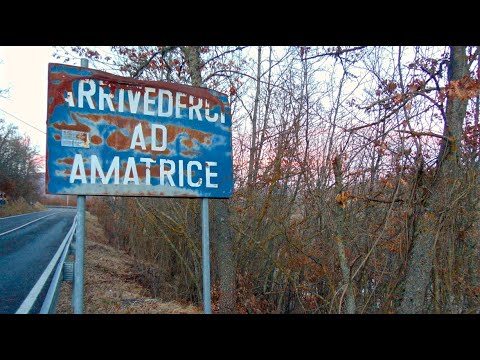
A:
[0,208,76,313]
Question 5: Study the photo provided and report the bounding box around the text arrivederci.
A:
[65,80,226,123]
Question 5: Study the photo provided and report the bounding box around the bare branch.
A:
[303,46,367,61]
[395,129,450,141]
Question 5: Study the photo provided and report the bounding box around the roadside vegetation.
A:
[0,118,43,214]
[56,212,201,314]
[0,197,46,218]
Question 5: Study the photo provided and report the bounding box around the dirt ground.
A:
[56,212,202,314]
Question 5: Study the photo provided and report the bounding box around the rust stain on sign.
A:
[53,120,91,132]
[91,135,103,145]
[106,130,131,151]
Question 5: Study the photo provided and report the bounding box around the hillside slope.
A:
[56,212,202,314]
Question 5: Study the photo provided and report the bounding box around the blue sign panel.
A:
[46,63,233,198]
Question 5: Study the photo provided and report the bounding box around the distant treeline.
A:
[0,118,42,204]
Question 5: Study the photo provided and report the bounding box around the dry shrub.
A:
[85,212,110,245]
[0,197,46,217]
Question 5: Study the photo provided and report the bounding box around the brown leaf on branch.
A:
[336,191,352,208]
[387,81,397,93]
[393,94,403,105]
[446,76,480,101]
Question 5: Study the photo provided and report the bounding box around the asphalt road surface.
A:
[0,208,76,314]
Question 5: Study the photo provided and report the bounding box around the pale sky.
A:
[0,46,59,159]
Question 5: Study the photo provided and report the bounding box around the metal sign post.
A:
[201,198,211,314]
[72,58,89,314]
[73,194,85,313]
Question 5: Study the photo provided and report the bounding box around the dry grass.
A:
[56,212,202,314]
[0,198,46,218]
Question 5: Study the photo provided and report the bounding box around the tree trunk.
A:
[333,154,356,314]
[183,46,203,88]
[248,46,262,185]
[399,46,468,313]
[183,46,237,313]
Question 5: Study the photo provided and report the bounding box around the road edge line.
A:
[15,216,76,314]
[0,209,51,220]
[0,213,57,237]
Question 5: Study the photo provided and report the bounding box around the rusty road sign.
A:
[46,63,233,198]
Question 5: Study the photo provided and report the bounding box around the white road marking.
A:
[0,209,51,221]
[0,212,57,237]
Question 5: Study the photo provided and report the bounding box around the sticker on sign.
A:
[46,63,233,198]
[61,130,90,148]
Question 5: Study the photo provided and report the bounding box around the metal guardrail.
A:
[39,215,78,314]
